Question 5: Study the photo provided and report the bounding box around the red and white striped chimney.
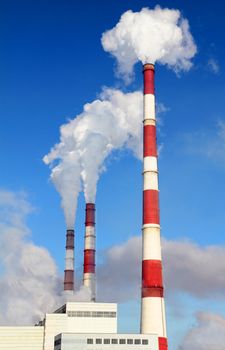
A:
[140,64,168,350]
[83,203,96,301]
[64,229,74,293]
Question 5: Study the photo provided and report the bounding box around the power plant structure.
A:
[0,64,168,350]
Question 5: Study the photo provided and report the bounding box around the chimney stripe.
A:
[144,125,157,157]
[144,68,154,94]
[64,269,74,291]
[158,337,168,350]
[144,94,155,120]
[142,227,162,260]
[143,172,158,191]
[143,189,160,225]
[143,156,158,172]
[142,260,163,288]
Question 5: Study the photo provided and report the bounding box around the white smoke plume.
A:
[0,190,62,325]
[49,153,81,229]
[44,89,143,226]
[0,189,92,325]
[102,6,197,82]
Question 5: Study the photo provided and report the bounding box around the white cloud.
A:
[184,119,225,161]
[97,236,225,302]
[207,58,220,74]
[180,312,225,350]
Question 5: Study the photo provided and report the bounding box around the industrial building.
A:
[0,64,168,350]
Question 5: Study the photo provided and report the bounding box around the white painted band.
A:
[141,297,167,337]
[143,172,158,190]
[65,249,74,259]
[64,290,74,297]
[84,236,95,250]
[142,223,160,229]
[144,94,155,121]
[143,156,158,172]
[83,273,96,300]
[85,226,95,237]
[65,258,74,270]
[142,226,162,260]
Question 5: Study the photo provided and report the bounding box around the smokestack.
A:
[64,229,74,293]
[83,203,96,301]
[140,64,168,350]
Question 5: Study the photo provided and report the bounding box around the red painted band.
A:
[143,189,160,224]
[142,286,164,298]
[144,125,157,157]
[85,203,95,226]
[143,67,154,95]
[64,270,74,290]
[142,260,163,288]
[158,337,168,350]
[84,249,95,273]
[66,230,74,249]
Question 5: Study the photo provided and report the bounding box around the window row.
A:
[67,311,116,318]
[87,338,149,345]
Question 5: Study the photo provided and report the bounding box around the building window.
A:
[83,311,91,317]
[104,339,110,344]
[127,339,133,344]
[96,339,102,344]
[54,338,61,346]
[87,338,93,344]
[142,339,148,345]
[112,339,118,344]
[119,339,126,344]
[67,310,116,318]
[135,339,141,344]
[97,311,104,317]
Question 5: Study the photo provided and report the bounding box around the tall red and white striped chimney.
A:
[140,64,168,350]
[83,203,96,301]
[64,229,74,294]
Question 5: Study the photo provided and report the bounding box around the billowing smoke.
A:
[97,235,225,302]
[0,190,62,325]
[46,153,81,229]
[44,88,143,226]
[0,189,94,325]
[102,6,197,81]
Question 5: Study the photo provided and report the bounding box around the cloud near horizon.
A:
[180,312,225,350]
[97,235,225,302]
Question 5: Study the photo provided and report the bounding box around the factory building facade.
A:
[0,302,159,350]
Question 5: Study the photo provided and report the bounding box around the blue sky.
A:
[1,0,225,349]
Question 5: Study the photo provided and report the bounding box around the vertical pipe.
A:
[140,64,168,350]
[64,229,74,293]
[83,203,96,301]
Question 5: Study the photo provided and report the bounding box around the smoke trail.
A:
[44,89,143,222]
[0,190,62,325]
[0,189,96,324]
[44,128,81,229]
[101,6,197,82]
